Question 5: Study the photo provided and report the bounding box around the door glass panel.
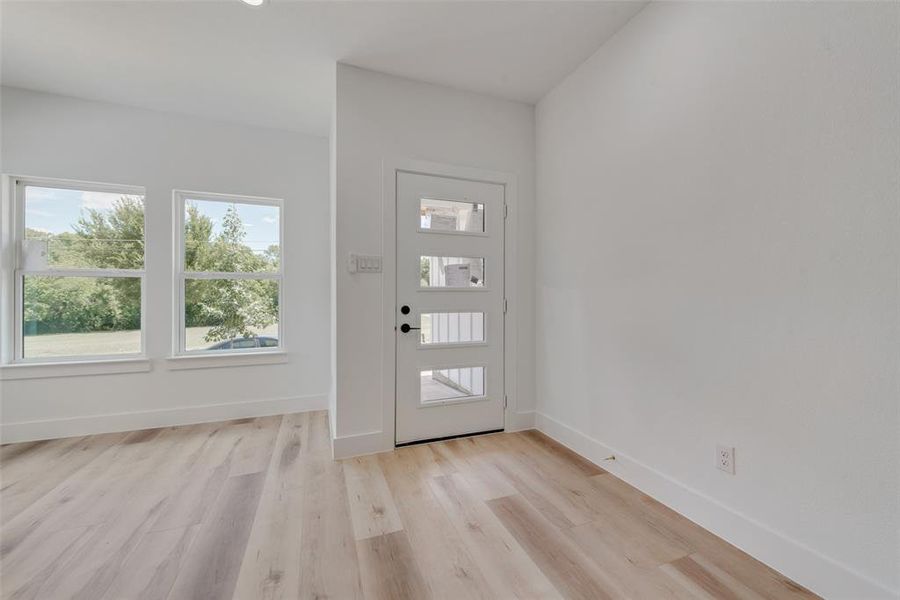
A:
[420,367,485,403]
[420,198,484,233]
[420,257,485,288]
[420,312,484,345]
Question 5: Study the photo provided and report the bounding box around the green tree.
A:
[420,256,431,286]
[187,278,278,343]
[71,196,144,330]
[23,276,138,334]
[75,196,144,270]
[24,198,279,348]
[184,202,215,271]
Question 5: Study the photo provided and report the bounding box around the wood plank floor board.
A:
[589,473,818,600]
[0,412,819,600]
[660,553,768,600]
[167,471,266,600]
[567,506,692,570]
[666,553,768,600]
[518,429,607,477]
[227,415,283,478]
[296,413,365,600]
[147,420,251,533]
[22,425,224,600]
[378,448,494,600]
[265,412,310,491]
[232,486,304,600]
[565,517,698,600]
[487,493,624,600]
[356,530,431,600]
[0,525,94,600]
[429,436,517,501]
[498,434,620,525]
[344,454,404,541]
[0,432,130,526]
[11,492,167,600]
[232,413,308,600]
[479,436,592,529]
[428,473,559,599]
[1,436,85,492]
[1,425,200,566]
[100,525,199,600]
[410,441,458,479]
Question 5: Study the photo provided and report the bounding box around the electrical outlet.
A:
[716,445,735,474]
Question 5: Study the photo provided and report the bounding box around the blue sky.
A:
[187,198,280,253]
[25,187,280,253]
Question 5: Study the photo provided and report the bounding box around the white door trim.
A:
[381,158,519,451]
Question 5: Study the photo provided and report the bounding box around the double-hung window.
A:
[174,191,282,354]
[11,178,146,361]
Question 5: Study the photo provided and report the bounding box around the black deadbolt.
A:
[401,305,410,314]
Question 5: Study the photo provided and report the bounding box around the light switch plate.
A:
[348,253,382,273]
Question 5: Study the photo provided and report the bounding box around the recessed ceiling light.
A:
[241,0,265,6]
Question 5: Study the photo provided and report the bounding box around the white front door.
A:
[395,171,505,444]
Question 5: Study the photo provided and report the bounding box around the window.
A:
[420,312,485,345]
[174,191,282,354]
[419,198,485,233]
[13,179,146,361]
[420,366,485,404]
[420,256,485,288]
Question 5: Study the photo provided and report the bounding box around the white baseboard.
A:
[0,394,328,444]
[505,410,535,431]
[332,430,386,459]
[534,411,898,600]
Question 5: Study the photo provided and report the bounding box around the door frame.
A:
[381,158,519,449]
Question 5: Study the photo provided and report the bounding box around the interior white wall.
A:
[0,87,330,439]
[534,3,899,598]
[332,64,536,453]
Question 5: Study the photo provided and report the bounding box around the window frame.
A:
[172,189,284,357]
[417,196,488,237]
[7,176,148,365]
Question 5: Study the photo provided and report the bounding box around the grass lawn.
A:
[23,324,279,358]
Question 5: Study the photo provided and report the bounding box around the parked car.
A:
[206,336,278,350]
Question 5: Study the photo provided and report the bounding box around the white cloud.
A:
[24,188,57,204]
[80,191,141,211]
[261,216,277,224]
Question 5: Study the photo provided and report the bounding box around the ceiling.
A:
[0,1,645,136]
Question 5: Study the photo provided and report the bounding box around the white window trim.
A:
[171,189,284,360]
[165,351,288,371]
[0,175,148,373]
[0,357,152,381]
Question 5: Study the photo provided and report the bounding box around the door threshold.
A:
[395,428,504,448]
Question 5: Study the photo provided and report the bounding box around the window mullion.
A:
[18,268,146,278]
[182,271,280,281]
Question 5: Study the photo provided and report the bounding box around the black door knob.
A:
[400,323,421,333]
[401,305,410,314]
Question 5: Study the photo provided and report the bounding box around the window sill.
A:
[165,351,288,371]
[0,357,152,380]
